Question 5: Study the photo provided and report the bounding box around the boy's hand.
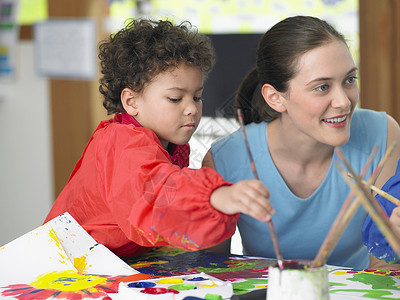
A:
[210,180,274,222]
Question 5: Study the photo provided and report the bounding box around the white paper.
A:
[0,212,136,287]
[34,19,97,79]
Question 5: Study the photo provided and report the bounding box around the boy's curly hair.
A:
[98,18,216,114]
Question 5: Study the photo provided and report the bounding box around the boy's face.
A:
[131,63,204,149]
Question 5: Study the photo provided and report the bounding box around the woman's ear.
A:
[121,88,139,116]
[261,83,287,113]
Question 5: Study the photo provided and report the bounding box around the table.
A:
[124,247,400,299]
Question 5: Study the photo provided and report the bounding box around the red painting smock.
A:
[44,113,238,257]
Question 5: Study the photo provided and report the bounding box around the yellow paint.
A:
[332,270,391,276]
[333,271,354,275]
[200,281,218,287]
[180,234,200,249]
[156,278,184,284]
[31,270,108,292]
[48,229,69,264]
[74,256,90,273]
[130,260,168,268]
[254,284,268,289]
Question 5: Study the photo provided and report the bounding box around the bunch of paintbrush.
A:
[311,143,396,268]
[237,108,284,270]
[337,149,400,257]
[348,173,400,207]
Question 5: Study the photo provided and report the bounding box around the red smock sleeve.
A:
[92,123,238,250]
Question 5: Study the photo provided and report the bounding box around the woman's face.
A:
[280,40,358,147]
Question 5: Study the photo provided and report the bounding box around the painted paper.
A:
[328,267,400,299]
[0,213,137,299]
[48,212,135,276]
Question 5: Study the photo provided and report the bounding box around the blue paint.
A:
[187,277,208,281]
[89,243,100,251]
[127,281,157,288]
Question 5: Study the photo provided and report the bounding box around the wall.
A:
[0,41,53,246]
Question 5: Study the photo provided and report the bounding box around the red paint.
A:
[141,287,179,295]
[117,273,156,283]
[389,271,400,276]
[275,260,311,270]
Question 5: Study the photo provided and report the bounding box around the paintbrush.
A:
[310,146,377,268]
[347,173,400,207]
[237,108,284,270]
[336,150,400,257]
[311,143,395,268]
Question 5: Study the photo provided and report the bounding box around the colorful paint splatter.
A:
[125,248,400,298]
[329,269,400,299]
[125,247,271,294]
[124,247,273,280]
[1,270,121,300]
[3,247,400,299]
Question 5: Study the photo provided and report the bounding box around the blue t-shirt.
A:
[211,108,387,270]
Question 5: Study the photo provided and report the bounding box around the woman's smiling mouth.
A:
[322,115,348,128]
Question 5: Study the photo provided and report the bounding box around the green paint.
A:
[348,273,400,291]
[169,284,196,291]
[232,279,268,294]
[194,260,271,274]
[329,272,400,299]
[209,263,220,267]
[204,294,223,300]
[329,282,347,286]
[331,289,393,299]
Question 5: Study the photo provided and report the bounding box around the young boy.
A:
[44,19,273,257]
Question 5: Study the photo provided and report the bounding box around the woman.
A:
[203,16,400,270]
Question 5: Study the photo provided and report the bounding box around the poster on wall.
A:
[0,0,19,80]
[34,19,97,80]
